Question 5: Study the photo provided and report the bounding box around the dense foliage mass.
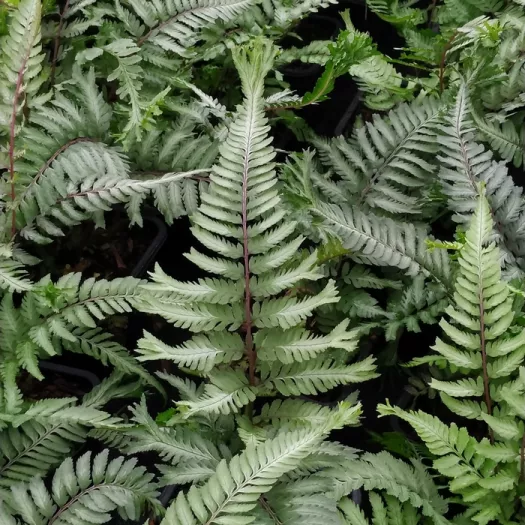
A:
[2,0,525,523]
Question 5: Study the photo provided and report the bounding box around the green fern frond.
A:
[0,0,45,132]
[377,402,511,522]
[2,450,160,525]
[63,327,164,393]
[329,450,448,524]
[160,403,360,525]
[0,372,139,486]
[414,193,525,421]
[259,355,378,396]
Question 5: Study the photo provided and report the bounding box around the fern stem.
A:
[50,0,70,85]
[521,432,525,481]
[479,283,494,443]
[259,496,284,525]
[9,47,34,237]
[242,102,256,388]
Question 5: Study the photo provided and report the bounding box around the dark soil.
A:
[28,209,160,282]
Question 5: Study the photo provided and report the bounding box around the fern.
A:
[311,97,441,217]
[377,196,525,524]
[328,450,449,524]
[1,449,160,524]
[312,202,452,289]
[339,493,429,525]
[437,84,525,276]
[159,402,361,525]
[0,272,162,407]
[137,38,377,422]
[0,372,138,486]
[120,0,256,56]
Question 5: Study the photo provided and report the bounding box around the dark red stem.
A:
[9,53,33,237]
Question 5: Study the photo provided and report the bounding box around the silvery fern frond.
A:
[14,169,208,241]
[120,0,256,56]
[339,493,427,525]
[0,258,32,292]
[312,97,441,217]
[1,450,160,525]
[437,84,525,275]
[0,372,138,487]
[137,38,376,418]
[313,202,452,290]
[159,403,361,525]
[0,0,46,133]
[328,451,449,525]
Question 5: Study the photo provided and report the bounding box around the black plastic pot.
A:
[39,360,100,389]
[333,91,362,137]
[130,212,168,278]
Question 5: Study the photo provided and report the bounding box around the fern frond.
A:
[255,319,358,364]
[25,274,143,354]
[0,372,139,486]
[312,97,441,216]
[259,356,378,396]
[119,397,223,467]
[160,403,360,525]
[0,0,45,132]
[313,202,452,289]
[437,84,525,274]
[136,38,376,425]
[128,0,256,55]
[329,451,448,524]
[2,450,160,524]
[178,370,258,416]
[136,330,243,372]
[64,327,164,393]
[0,259,32,292]
[415,193,524,422]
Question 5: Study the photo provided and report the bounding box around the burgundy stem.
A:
[9,52,33,237]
